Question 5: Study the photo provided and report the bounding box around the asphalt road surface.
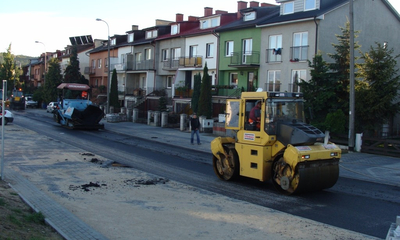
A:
[11,109,400,239]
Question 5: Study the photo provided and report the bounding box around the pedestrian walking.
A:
[190,113,201,145]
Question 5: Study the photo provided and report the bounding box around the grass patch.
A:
[25,211,45,224]
[8,214,22,226]
[0,197,6,206]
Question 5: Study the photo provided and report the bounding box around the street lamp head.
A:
[35,41,40,43]
[96,18,102,21]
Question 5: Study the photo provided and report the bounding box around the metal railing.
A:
[230,51,260,65]
[162,59,180,70]
[266,48,283,63]
[290,46,309,61]
[178,56,203,68]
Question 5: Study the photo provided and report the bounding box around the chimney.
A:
[237,1,248,19]
[131,25,138,31]
[261,3,276,7]
[216,10,228,14]
[250,1,259,7]
[204,7,213,16]
[188,16,198,21]
[176,13,184,22]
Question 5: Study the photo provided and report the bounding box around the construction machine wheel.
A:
[213,147,239,181]
[272,156,297,195]
[272,157,339,195]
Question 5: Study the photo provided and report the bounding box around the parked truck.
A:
[211,91,341,195]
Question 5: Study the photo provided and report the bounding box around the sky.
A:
[1,0,400,57]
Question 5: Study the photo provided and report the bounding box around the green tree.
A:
[109,68,120,111]
[299,54,340,131]
[191,73,201,113]
[63,46,81,83]
[0,44,20,93]
[42,58,62,104]
[158,96,168,112]
[356,42,400,135]
[328,21,361,114]
[197,63,212,118]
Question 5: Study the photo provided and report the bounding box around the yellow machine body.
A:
[211,91,341,194]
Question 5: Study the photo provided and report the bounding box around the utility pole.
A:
[349,0,355,151]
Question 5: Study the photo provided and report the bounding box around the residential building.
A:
[60,36,95,80]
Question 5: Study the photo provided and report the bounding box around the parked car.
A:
[25,96,38,108]
[0,106,14,125]
[47,102,59,113]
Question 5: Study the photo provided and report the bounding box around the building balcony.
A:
[89,67,96,75]
[290,46,309,62]
[178,56,203,68]
[229,51,260,67]
[162,59,180,70]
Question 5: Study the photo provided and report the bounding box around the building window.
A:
[111,38,116,46]
[291,70,306,92]
[267,70,281,91]
[242,38,253,63]
[230,73,238,86]
[128,33,134,42]
[167,76,172,88]
[145,48,152,60]
[200,17,220,29]
[172,48,181,60]
[146,30,158,39]
[283,2,294,14]
[161,49,168,61]
[190,46,196,58]
[243,12,256,21]
[268,35,282,63]
[292,32,308,61]
[225,41,234,57]
[135,52,142,62]
[97,59,102,68]
[206,43,214,58]
[105,58,108,67]
[92,59,96,69]
[304,0,316,11]
[171,24,179,35]
[189,45,197,58]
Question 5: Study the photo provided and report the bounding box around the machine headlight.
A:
[330,152,339,157]
[302,155,310,159]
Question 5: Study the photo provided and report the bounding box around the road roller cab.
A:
[211,91,341,194]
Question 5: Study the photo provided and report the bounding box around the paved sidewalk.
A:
[2,117,399,240]
[5,169,108,240]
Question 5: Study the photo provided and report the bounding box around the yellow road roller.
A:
[211,91,341,194]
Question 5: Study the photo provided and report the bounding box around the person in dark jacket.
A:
[190,113,201,145]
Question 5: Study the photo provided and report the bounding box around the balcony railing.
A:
[266,48,283,63]
[89,67,96,75]
[84,67,90,74]
[111,59,155,71]
[288,83,301,92]
[290,46,309,62]
[163,59,180,70]
[178,56,203,68]
[264,82,282,92]
[134,60,154,70]
[229,51,260,66]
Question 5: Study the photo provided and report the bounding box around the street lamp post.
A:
[35,41,46,84]
[96,18,111,114]
[349,0,355,151]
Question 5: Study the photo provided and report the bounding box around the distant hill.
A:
[0,53,37,67]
